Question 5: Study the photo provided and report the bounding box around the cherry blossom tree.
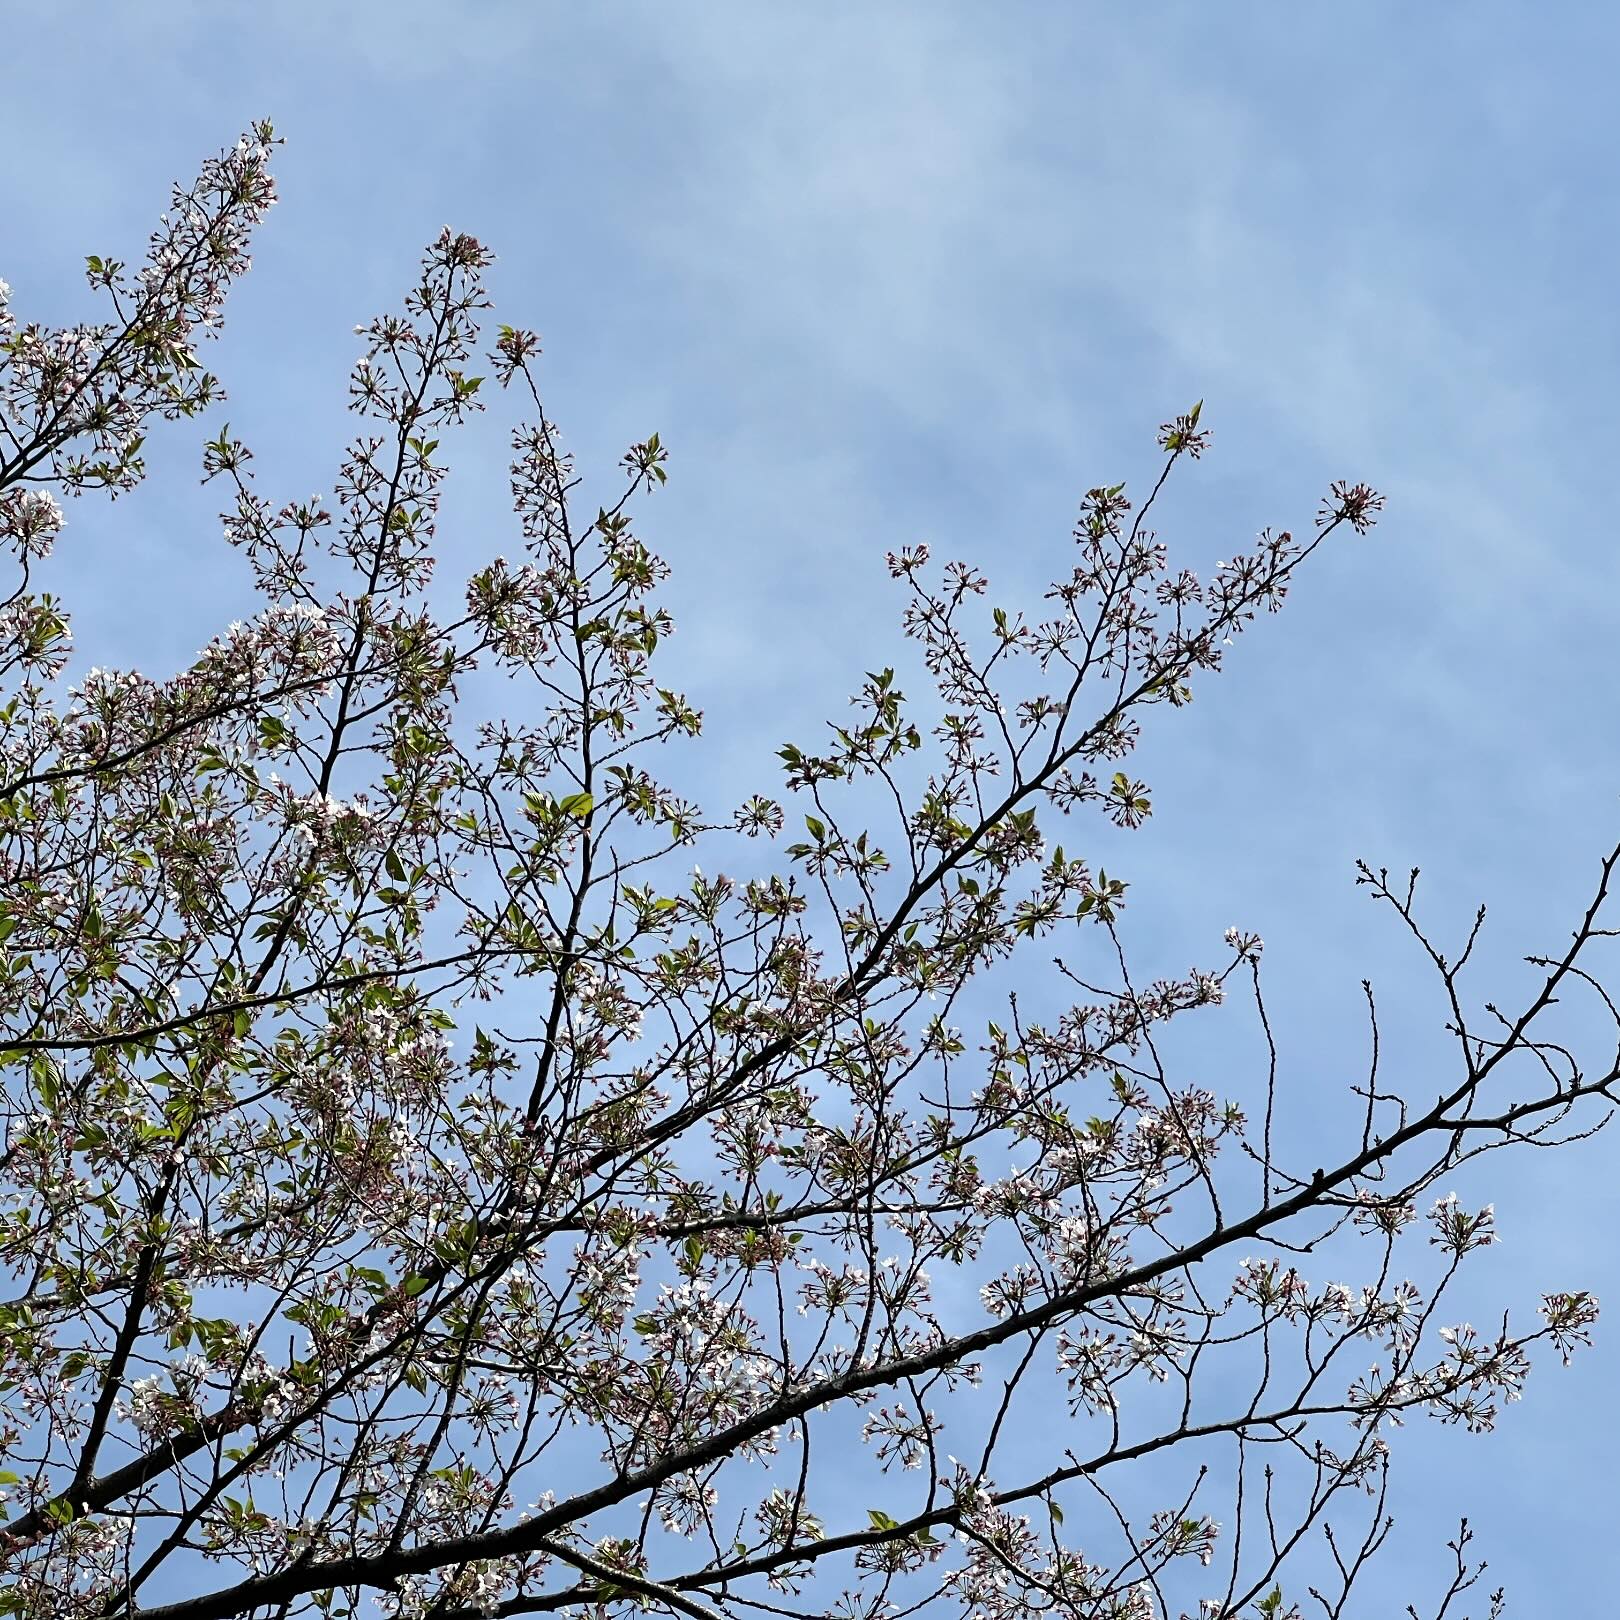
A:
[0,128,1610,1620]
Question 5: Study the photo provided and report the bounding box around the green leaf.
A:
[352,1266,389,1296]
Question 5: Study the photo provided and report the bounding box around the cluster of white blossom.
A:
[0,488,64,560]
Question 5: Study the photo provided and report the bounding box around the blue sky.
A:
[7,0,1620,1611]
